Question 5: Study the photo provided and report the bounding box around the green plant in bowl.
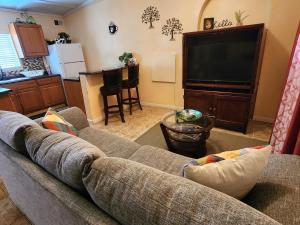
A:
[119,52,133,65]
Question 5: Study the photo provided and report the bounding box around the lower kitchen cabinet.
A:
[63,79,86,113]
[0,75,66,115]
[0,94,16,112]
[17,86,45,114]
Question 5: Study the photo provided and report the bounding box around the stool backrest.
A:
[102,68,123,89]
[128,65,139,82]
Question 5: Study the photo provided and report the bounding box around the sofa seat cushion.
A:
[243,154,300,225]
[25,125,106,192]
[0,110,39,154]
[79,127,140,159]
[128,145,193,176]
[84,157,280,225]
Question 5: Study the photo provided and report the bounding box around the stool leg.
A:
[103,95,109,125]
[136,86,142,111]
[128,87,132,115]
[117,93,125,123]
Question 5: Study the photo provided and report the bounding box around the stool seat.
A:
[100,68,125,125]
[121,65,142,115]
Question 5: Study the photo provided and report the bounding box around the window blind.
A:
[0,34,21,70]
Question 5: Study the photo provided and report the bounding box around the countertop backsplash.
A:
[1,57,46,79]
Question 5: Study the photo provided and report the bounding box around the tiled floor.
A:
[0,179,31,225]
[94,106,273,142]
[0,106,273,224]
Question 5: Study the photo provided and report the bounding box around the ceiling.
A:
[0,0,89,15]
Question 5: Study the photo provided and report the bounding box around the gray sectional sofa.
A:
[0,107,299,225]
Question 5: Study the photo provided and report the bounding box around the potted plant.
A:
[234,10,249,26]
[119,52,133,65]
[57,32,71,43]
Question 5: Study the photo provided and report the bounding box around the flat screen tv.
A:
[183,25,263,85]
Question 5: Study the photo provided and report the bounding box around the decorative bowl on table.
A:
[176,109,202,122]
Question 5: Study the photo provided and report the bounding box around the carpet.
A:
[135,123,268,155]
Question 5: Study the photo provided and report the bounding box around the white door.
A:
[62,62,86,79]
[57,44,85,63]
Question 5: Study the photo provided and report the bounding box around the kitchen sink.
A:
[0,74,26,81]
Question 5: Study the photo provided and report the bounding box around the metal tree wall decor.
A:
[141,6,160,29]
[162,18,183,41]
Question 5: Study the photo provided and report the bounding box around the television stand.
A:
[184,89,252,133]
[182,24,265,133]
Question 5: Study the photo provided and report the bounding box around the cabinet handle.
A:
[209,107,212,111]
[213,107,216,111]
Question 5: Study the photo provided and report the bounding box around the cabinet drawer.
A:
[2,80,37,91]
[36,76,61,86]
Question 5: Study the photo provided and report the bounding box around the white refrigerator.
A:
[46,43,86,79]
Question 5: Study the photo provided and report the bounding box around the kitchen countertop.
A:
[79,71,103,76]
[79,66,128,76]
[0,87,12,95]
[63,77,80,81]
[0,74,60,85]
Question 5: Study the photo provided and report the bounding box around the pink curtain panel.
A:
[271,23,300,155]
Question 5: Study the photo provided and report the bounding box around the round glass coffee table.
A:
[160,111,215,158]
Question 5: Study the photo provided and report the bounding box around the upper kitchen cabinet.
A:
[9,23,49,58]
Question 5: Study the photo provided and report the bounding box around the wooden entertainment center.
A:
[183,24,265,133]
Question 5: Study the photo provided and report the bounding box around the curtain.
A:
[270,23,300,155]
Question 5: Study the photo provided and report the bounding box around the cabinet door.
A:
[63,80,86,113]
[40,83,66,107]
[184,90,214,114]
[214,95,251,132]
[0,95,16,112]
[17,87,45,114]
[14,24,48,57]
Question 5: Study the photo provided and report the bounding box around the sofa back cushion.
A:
[84,157,280,225]
[0,110,39,154]
[25,125,106,192]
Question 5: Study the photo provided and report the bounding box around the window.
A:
[0,33,21,70]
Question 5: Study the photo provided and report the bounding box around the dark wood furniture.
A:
[183,24,265,133]
[63,79,86,113]
[9,23,48,58]
[0,88,15,112]
[100,68,125,125]
[0,75,66,115]
[160,112,215,158]
[122,65,142,115]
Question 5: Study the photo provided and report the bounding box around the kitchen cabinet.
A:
[9,23,48,58]
[0,90,15,112]
[1,76,66,115]
[184,89,251,133]
[63,79,86,113]
[17,87,45,114]
[38,77,66,107]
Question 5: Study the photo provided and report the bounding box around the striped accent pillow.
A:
[42,108,78,136]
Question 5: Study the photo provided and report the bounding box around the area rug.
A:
[0,178,31,225]
[135,123,268,155]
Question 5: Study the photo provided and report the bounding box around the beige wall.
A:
[254,0,300,121]
[64,0,300,122]
[0,9,65,40]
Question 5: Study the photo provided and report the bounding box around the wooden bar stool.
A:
[100,68,125,125]
[122,65,142,115]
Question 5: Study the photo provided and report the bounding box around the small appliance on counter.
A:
[46,43,87,80]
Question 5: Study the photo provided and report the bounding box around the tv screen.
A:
[186,29,260,84]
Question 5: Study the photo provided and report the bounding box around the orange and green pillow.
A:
[42,108,78,136]
[190,145,269,166]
